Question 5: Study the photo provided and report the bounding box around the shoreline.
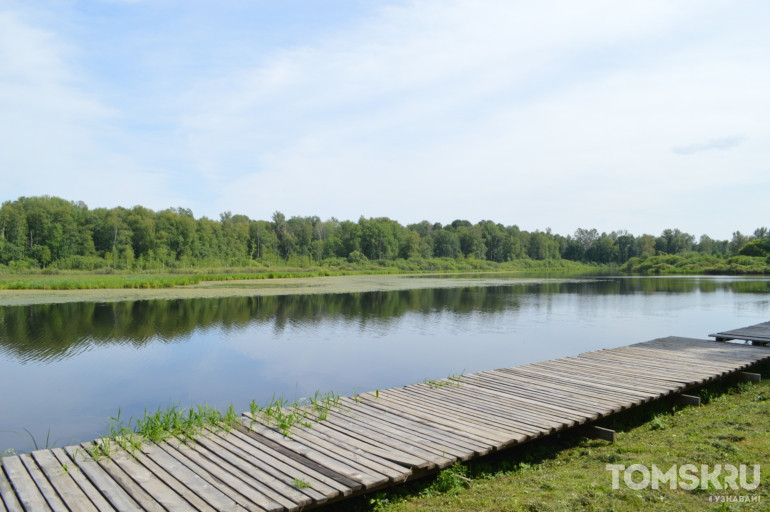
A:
[0,273,592,307]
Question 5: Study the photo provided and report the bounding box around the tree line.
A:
[0,196,768,271]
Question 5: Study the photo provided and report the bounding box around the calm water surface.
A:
[1,274,768,453]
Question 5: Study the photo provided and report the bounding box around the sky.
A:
[1,0,768,239]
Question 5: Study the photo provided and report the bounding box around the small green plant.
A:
[21,427,54,451]
[248,391,345,437]
[649,414,667,431]
[424,462,471,496]
[292,478,311,489]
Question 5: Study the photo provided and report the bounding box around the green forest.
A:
[1,196,769,274]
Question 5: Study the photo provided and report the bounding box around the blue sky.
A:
[1,0,768,239]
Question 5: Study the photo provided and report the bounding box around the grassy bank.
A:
[0,258,593,290]
[621,253,770,275]
[331,362,770,512]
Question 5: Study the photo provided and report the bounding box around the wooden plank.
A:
[403,382,569,431]
[463,374,606,418]
[611,346,750,369]
[395,386,548,437]
[413,379,580,429]
[386,387,540,438]
[554,356,695,385]
[63,446,143,512]
[191,432,312,510]
[202,428,333,504]
[238,417,388,489]
[577,426,616,442]
[536,359,682,393]
[364,391,518,444]
[320,409,457,467]
[668,394,701,407]
[18,453,69,512]
[31,450,99,512]
[80,443,166,512]
[233,422,364,493]
[335,400,481,460]
[282,424,409,483]
[241,416,402,483]
[50,448,116,512]
[615,341,759,365]
[577,352,722,380]
[162,437,288,512]
[738,372,762,383]
[475,372,623,416]
[102,446,190,512]
[1,456,52,512]
[221,427,350,497]
[139,441,249,512]
[503,365,661,401]
[296,413,431,469]
[341,398,492,456]
[354,395,501,449]
[0,465,24,512]
[242,416,397,487]
[479,369,633,410]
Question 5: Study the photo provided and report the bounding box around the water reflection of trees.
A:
[1,278,767,363]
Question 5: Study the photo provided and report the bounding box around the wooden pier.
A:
[711,320,770,345]
[2,333,769,511]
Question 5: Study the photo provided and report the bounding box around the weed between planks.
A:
[86,404,239,460]
[85,391,346,461]
[247,390,345,437]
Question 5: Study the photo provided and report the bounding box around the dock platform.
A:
[1,333,769,511]
[711,320,770,345]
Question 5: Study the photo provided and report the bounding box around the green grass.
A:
[85,404,240,460]
[329,363,770,512]
[0,259,594,290]
[247,391,345,437]
[621,253,770,275]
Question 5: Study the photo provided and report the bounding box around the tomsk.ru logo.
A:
[606,464,761,490]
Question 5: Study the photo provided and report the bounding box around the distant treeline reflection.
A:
[1,278,767,363]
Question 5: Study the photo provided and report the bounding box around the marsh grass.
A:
[0,259,590,290]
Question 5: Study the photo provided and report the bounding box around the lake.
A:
[1,273,768,454]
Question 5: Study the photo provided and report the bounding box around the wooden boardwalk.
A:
[711,320,770,345]
[1,334,769,511]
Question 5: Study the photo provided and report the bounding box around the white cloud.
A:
[1,1,768,238]
[0,8,188,210]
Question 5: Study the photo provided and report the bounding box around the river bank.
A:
[0,272,594,307]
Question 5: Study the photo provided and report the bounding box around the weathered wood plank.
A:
[1,456,52,512]
[163,437,286,512]
[63,446,143,512]
[139,442,247,512]
[202,428,331,504]
[50,448,116,512]
[221,426,348,498]
[341,398,491,456]
[82,442,166,512]
[31,449,100,512]
[191,431,311,510]
[335,400,479,460]
[102,446,188,512]
[0,465,24,512]
[233,422,363,493]
[238,418,386,489]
